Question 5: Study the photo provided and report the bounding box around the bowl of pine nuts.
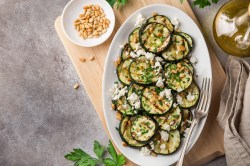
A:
[62,0,115,47]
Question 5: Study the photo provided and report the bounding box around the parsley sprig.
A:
[65,140,126,166]
[106,0,220,9]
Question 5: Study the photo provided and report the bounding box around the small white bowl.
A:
[61,0,115,47]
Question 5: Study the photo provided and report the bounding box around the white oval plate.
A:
[103,4,212,166]
[61,0,115,47]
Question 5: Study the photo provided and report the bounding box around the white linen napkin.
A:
[217,56,250,166]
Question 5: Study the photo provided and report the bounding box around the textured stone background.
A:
[1,0,248,165]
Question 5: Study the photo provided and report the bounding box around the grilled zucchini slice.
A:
[116,96,137,116]
[161,34,190,62]
[154,106,182,131]
[153,130,181,155]
[121,43,133,60]
[139,22,171,53]
[127,83,144,110]
[179,32,194,51]
[180,109,193,134]
[164,63,193,92]
[131,115,157,143]
[129,28,140,51]
[147,15,174,32]
[129,56,161,85]
[117,59,133,85]
[177,83,200,108]
[141,87,173,115]
[119,117,146,148]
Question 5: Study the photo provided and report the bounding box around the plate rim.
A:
[102,3,212,165]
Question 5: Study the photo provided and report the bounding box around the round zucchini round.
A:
[121,43,133,60]
[180,109,193,134]
[147,15,174,32]
[161,34,190,62]
[141,86,173,115]
[164,63,193,92]
[176,82,200,108]
[129,28,140,51]
[117,59,133,85]
[152,130,181,155]
[130,115,157,143]
[129,56,160,85]
[154,105,182,131]
[119,117,146,148]
[139,22,171,54]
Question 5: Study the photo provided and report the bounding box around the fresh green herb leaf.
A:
[107,141,126,166]
[94,140,105,159]
[65,140,126,166]
[106,0,116,8]
[193,0,211,8]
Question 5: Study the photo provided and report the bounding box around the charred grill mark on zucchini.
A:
[139,22,171,53]
[119,117,146,148]
[141,87,173,115]
[121,43,133,60]
[177,83,200,108]
[117,59,133,85]
[161,34,190,62]
[180,109,193,134]
[154,106,182,131]
[129,28,140,51]
[164,63,193,92]
[129,56,160,85]
[131,115,157,143]
[147,15,174,32]
[153,130,181,155]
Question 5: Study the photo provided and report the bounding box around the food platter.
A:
[102,4,212,166]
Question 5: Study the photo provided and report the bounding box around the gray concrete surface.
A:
[1,0,245,165]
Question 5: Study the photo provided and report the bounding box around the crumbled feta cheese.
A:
[135,13,146,27]
[187,92,195,101]
[173,103,178,108]
[163,124,170,131]
[177,88,183,92]
[160,130,169,142]
[125,51,129,56]
[154,61,162,70]
[112,86,128,100]
[127,92,141,109]
[155,56,163,62]
[149,141,155,150]
[176,95,183,104]
[136,49,146,56]
[190,57,198,64]
[130,51,140,58]
[168,115,172,120]
[171,18,180,30]
[159,88,172,99]
[141,147,151,156]
[160,144,166,150]
[119,44,124,49]
[145,52,155,60]
[170,121,174,125]
[156,77,164,87]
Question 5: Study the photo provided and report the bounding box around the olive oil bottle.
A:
[213,0,250,57]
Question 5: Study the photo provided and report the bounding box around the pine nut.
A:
[116,112,122,120]
[89,56,95,61]
[122,142,127,147]
[79,57,86,62]
[111,103,116,110]
[73,84,79,89]
[102,29,107,34]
